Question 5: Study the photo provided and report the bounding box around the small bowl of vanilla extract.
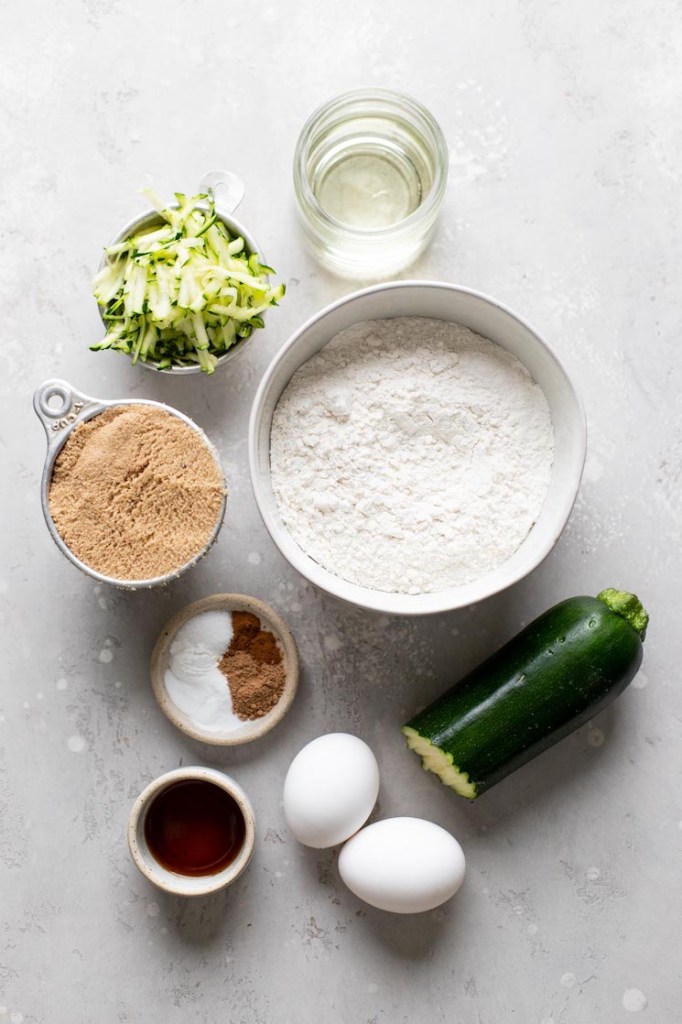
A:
[128,766,255,896]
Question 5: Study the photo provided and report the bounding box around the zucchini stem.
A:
[596,588,649,640]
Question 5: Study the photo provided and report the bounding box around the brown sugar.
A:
[48,405,225,580]
[219,612,286,719]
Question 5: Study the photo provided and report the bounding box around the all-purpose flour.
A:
[270,317,555,594]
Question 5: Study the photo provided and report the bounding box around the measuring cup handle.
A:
[198,169,245,215]
[33,379,95,444]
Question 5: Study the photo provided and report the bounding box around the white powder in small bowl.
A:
[270,317,555,595]
[164,610,242,733]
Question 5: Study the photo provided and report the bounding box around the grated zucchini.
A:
[91,189,285,374]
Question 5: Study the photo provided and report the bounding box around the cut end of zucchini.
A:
[401,726,478,800]
[596,588,649,640]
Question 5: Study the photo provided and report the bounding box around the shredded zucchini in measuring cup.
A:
[91,189,285,374]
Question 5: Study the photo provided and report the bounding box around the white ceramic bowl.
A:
[249,281,586,616]
[128,766,255,896]
[150,594,299,746]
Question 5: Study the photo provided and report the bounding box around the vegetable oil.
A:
[294,89,448,278]
[314,149,423,230]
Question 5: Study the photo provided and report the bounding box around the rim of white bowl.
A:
[248,280,587,616]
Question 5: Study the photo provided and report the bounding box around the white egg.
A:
[283,733,380,848]
[338,816,466,913]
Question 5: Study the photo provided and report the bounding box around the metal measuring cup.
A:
[96,170,265,374]
[33,379,227,589]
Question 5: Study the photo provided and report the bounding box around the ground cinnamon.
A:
[219,612,286,719]
[48,405,225,580]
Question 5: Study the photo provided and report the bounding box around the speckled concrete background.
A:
[1,1,680,1022]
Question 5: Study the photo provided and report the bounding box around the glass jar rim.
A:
[293,87,449,238]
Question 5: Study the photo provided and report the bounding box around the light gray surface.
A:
[1,2,680,1022]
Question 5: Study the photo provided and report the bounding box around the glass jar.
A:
[294,88,449,279]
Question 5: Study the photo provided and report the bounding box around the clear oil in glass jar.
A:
[314,146,425,230]
[294,89,448,278]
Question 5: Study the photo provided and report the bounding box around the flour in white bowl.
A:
[270,317,555,595]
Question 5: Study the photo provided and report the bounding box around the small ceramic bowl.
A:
[150,594,299,746]
[128,766,255,896]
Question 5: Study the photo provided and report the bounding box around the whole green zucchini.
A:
[402,589,649,799]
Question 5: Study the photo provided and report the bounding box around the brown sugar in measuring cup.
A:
[33,379,227,589]
[48,404,225,581]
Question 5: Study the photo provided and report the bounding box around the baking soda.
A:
[164,611,241,734]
